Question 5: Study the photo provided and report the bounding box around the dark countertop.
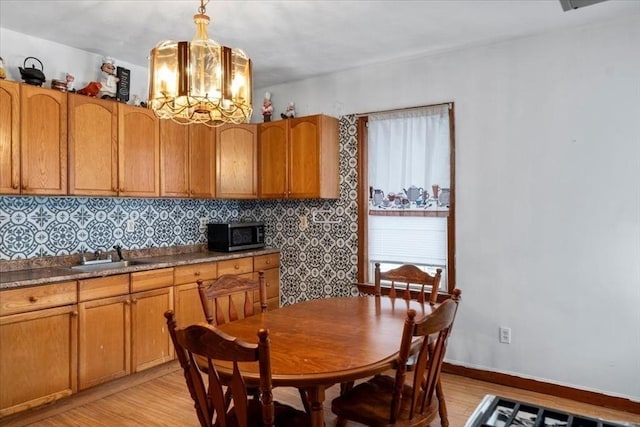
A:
[0,246,279,290]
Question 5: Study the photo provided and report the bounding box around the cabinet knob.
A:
[266,260,271,265]
[72,311,79,317]
[12,183,18,190]
[29,296,38,303]
[125,299,131,305]
[194,271,201,277]
[234,264,240,270]
[131,298,138,304]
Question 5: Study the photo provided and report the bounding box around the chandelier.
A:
[148,0,252,126]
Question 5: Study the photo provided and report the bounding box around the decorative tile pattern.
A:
[0,115,360,303]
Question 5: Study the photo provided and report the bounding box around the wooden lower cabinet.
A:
[0,305,78,417]
[77,275,130,390]
[254,253,281,311]
[174,261,218,327]
[130,286,174,372]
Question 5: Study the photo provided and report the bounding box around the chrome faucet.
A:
[80,248,112,265]
[113,245,124,261]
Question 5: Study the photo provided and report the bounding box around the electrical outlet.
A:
[299,215,308,230]
[126,219,135,233]
[499,327,511,344]
[199,218,207,232]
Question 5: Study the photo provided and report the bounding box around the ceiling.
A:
[1,0,638,89]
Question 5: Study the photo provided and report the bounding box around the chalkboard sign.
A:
[116,66,130,102]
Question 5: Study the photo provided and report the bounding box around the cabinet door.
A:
[174,283,207,327]
[189,124,216,198]
[78,295,130,390]
[159,120,189,197]
[258,120,287,199]
[20,85,67,195]
[0,80,20,194]
[118,104,159,197]
[0,305,78,417]
[216,124,257,199]
[68,94,118,196]
[130,287,174,372]
[288,116,321,198]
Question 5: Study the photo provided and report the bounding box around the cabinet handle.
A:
[29,296,38,303]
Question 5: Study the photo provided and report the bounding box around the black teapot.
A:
[19,57,46,86]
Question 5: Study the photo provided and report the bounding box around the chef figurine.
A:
[262,91,273,122]
[281,101,295,119]
[65,73,75,92]
[98,57,119,99]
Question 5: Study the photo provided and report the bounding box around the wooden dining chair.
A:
[164,310,308,427]
[331,290,461,427]
[197,272,311,414]
[197,272,267,326]
[374,262,443,305]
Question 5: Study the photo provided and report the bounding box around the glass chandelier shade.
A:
[148,2,252,126]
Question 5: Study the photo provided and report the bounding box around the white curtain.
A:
[367,104,451,288]
[368,104,450,197]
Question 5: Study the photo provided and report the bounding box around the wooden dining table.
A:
[214,295,434,427]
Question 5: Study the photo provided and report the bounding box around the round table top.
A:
[215,296,432,386]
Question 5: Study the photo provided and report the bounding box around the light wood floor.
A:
[2,362,639,426]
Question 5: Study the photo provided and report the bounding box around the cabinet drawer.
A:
[174,262,217,285]
[217,257,253,276]
[0,281,77,316]
[253,253,279,271]
[79,274,129,302]
[130,268,174,293]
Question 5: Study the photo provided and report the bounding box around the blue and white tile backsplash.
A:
[0,116,360,302]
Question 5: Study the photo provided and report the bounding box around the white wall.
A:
[1,28,149,101]
[258,15,640,401]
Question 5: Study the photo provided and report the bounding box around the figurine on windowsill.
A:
[262,91,273,122]
[281,101,295,119]
[98,57,119,99]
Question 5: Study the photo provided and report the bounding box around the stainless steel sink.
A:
[70,260,154,272]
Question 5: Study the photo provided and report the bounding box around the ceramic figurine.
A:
[0,57,6,79]
[98,57,119,99]
[65,73,75,92]
[281,101,295,119]
[262,91,273,122]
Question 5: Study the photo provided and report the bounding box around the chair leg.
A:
[339,381,354,395]
[436,379,449,427]
[298,387,311,414]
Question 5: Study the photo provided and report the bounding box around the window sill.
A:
[369,207,449,217]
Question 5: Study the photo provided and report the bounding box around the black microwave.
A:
[207,222,265,252]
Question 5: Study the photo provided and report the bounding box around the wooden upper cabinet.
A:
[160,121,215,198]
[258,114,339,199]
[20,85,68,195]
[288,115,339,199]
[68,94,118,196]
[159,120,190,197]
[258,120,288,199]
[0,80,20,194]
[118,104,159,197]
[189,124,216,198]
[216,124,257,199]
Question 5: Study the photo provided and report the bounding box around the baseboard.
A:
[442,362,640,415]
